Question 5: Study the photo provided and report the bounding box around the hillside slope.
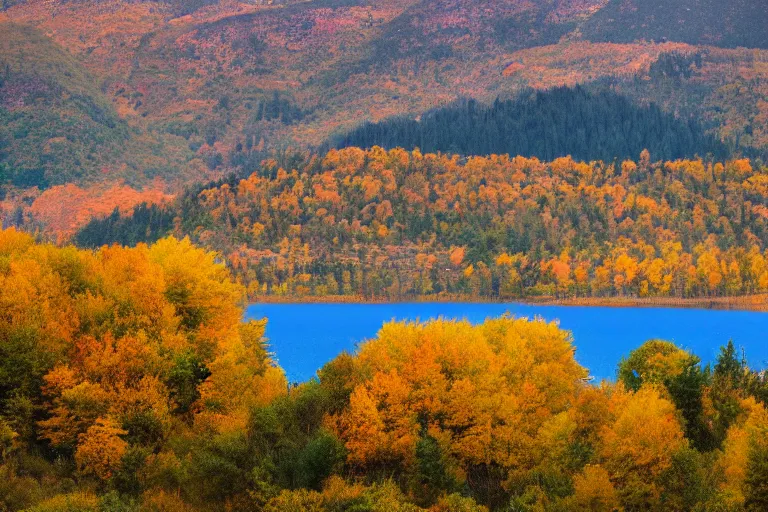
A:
[583,0,768,49]
[0,22,208,190]
[1,0,767,236]
[0,23,129,187]
[3,1,766,167]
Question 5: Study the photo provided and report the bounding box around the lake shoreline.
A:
[249,294,768,312]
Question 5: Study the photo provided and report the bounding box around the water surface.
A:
[245,303,768,383]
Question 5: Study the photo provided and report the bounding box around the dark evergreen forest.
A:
[333,86,728,162]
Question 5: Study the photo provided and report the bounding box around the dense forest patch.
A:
[333,87,728,162]
[75,147,768,302]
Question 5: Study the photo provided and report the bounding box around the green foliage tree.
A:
[618,340,691,391]
[711,340,747,445]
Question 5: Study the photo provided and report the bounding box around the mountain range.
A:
[1,0,766,233]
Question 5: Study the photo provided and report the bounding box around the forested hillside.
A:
[583,0,768,49]
[0,23,197,189]
[2,1,768,235]
[77,147,768,301]
[0,23,127,188]
[334,87,728,162]
[2,228,768,511]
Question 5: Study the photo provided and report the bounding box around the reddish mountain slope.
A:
[1,0,766,234]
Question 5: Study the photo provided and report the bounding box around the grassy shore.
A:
[249,294,768,311]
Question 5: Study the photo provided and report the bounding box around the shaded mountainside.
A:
[333,86,729,162]
[0,23,127,188]
[583,0,768,49]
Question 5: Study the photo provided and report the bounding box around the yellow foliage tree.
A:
[75,417,128,481]
[331,317,588,495]
[599,386,687,508]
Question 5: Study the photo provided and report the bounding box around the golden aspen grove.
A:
[0,228,767,511]
[78,148,768,306]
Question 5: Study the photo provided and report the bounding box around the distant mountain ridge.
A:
[1,0,767,233]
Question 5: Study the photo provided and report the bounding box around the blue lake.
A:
[245,303,768,383]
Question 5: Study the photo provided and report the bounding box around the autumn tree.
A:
[75,418,128,481]
[330,317,587,508]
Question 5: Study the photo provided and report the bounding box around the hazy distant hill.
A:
[360,0,606,67]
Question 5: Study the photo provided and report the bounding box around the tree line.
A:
[332,86,729,163]
[75,147,768,302]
